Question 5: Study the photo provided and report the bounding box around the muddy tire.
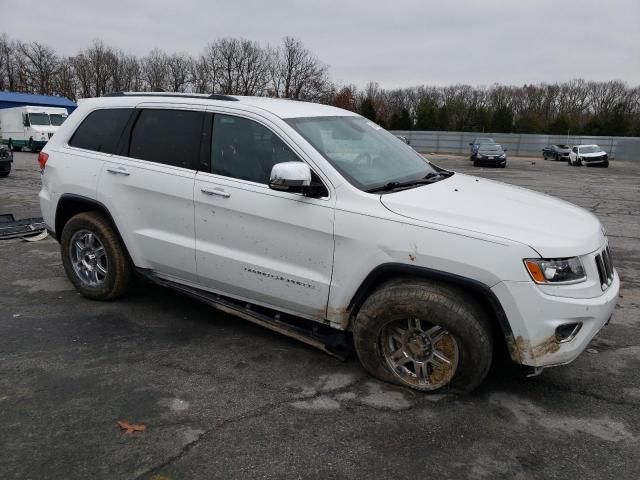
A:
[60,212,131,300]
[353,279,493,393]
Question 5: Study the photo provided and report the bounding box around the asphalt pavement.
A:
[1,151,639,479]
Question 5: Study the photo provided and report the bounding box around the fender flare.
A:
[54,194,132,262]
[346,263,515,355]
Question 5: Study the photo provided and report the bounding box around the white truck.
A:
[0,106,69,152]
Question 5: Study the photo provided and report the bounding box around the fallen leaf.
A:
[117,420,146,434]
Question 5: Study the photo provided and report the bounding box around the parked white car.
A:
[38,93,619,393]
[568,144,609,167]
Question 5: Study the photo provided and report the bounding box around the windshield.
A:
[28,113,51,126]
[287,116,439,191]
[474,137,494,144]
[50,114,67,126]
[580,146,602,154]
[479,144,502,152]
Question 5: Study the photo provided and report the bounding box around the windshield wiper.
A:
[366,172,453,193]
[424,171,454,180]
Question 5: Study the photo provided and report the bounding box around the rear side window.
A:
[69,108,132,154]
[128,109,203,169]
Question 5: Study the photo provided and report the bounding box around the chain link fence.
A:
[390,130,640,160]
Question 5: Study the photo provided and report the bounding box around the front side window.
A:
[69,108,133,154]
[28,113,50,126]
[287,116,439,191]
[211,114,300,184]
[129,109,204,169]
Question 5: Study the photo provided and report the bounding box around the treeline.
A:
[1,33,639,136]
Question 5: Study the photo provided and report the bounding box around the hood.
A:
[581,151,606,158]
[379,173,604,258]
[477,150,505,156]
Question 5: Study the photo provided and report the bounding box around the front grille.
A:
[595,246,615,290]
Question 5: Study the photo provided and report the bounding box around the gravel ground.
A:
[1,152,639,480]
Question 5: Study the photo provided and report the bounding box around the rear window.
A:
[128,109,203,169]
[69,108,132,154]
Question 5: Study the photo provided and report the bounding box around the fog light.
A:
[555,322,583,343]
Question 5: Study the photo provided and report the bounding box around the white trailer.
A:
[0,106,69,151]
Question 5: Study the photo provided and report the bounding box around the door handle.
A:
[201,187,230,198]
[106,167,130,176]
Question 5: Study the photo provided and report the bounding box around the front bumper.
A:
[474,156,507,165]
[492,272,619,367]
[584,158,608,165]
[0,159,12,171]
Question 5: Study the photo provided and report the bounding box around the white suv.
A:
[38,93,619,393]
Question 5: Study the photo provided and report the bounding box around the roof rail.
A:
[103,92,239,101]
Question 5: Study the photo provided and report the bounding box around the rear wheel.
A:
[60,212,131,300]
[353,279,493,393]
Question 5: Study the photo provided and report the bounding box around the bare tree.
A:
[167,53,193,92]
[271,37,330,100]
[17,41,59,95]
[55,57,77,100]
[141,48,169,91]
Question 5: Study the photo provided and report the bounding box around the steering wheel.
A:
[353,152,374,168]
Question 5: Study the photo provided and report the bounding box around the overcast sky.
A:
[3,0,639,88]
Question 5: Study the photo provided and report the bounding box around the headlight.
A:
[524,257,586,284]
[499,153,506,159]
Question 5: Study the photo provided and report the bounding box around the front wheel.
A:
[60,212,131,300]
[353,280,493,393]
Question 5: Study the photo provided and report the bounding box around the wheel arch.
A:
[346,263,516,361]
[54,194,133,263]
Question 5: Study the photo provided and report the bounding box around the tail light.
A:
[38,151,49,171]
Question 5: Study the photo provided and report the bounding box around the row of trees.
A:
[1,34,639,136]
[0,35,332,102]
[348,80,640,136]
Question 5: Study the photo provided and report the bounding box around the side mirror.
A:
[269,162,312,193]
[503,149,508,152]
[468,142,473,146]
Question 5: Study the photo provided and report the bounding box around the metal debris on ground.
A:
[0,215,47,240]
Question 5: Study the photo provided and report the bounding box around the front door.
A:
[194,112,335,320]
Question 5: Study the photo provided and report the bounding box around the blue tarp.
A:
[0,92,77,113]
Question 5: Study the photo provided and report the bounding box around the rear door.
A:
[193,111,335,319]
[97,105,205,283]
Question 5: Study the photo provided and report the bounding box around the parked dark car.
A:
[542,144,571,161]
[0,145,13,177]
[472,143,507,167]
[469,137,495,156]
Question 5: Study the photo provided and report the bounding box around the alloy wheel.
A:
[69,230,108,287]
[380,318,459,390]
